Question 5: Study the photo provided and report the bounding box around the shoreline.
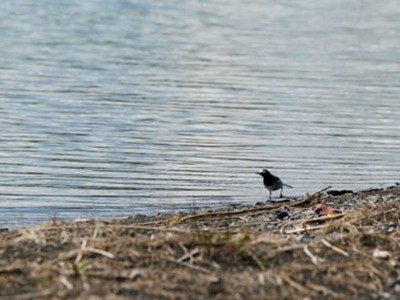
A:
[1,185,395,230]
[1,186,399,299]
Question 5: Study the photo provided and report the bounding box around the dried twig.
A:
[176,248,200,263]
[307,282,343,298]
[301,213,344,224]
[290,186,331,208]
[279,213,345,235]
[83,247,115,259]
[246,250,265,270]
[59,276,73,290]
[42,224,188,234]
[283,224,329,234]
[303,246,324,265]
[0,288,55,300]
[177,204,284,223]
[321,239,349,257]
[281,274,314,295]
[0,265,23,274]
[75,239,87,264]
[354,208,397,223]
[169,258,212,274]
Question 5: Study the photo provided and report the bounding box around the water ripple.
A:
[1,0,399,226]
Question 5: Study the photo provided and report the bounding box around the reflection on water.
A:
[1,0,399,226]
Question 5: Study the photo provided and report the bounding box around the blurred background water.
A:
[0,0,399,226]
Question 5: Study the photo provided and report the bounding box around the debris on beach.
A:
[0,186,399,299]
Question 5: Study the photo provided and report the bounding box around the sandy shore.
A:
[0,186,399,299]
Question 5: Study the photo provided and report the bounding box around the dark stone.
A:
[275,210,290,220]
[362,188,383,193]
[327,190,354,196]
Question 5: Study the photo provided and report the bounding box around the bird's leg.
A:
[280,188,283,198]
[269,190,272,200]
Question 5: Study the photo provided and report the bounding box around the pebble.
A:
[275,211,290,220]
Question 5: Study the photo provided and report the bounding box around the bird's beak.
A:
[256,172,262,176]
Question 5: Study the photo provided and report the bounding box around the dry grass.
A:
[0,187,399,299]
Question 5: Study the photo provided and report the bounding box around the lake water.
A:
[1,0,399,226]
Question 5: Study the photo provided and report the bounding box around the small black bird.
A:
[257,169,293,200]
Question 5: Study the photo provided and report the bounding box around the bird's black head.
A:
[257,169,271,177]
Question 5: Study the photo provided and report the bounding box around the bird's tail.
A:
[283,183,293,188]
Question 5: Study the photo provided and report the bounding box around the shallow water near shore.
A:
[1,1,400,226]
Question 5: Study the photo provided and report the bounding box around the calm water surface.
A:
[1,0,399,226]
